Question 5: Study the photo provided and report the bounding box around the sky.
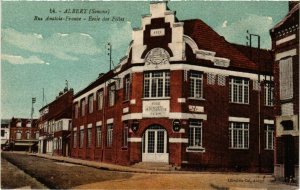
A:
[1,1,288,119]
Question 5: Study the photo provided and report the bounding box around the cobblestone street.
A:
[1,152,298,190]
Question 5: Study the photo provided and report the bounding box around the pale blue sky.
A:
[1,1,288,119]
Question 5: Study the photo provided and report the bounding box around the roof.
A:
[1,119,11,125]
[183,19,258,72]
[230,43,273,74]
[271,4,299,32]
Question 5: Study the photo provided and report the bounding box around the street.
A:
[1,152,298,190]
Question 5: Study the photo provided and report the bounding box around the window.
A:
[16,131,22,139]
[81,99,86,116]
[189,72,203,99]
[74,103,79,118]
[123,122,129,147]
[87,128,92,148]
[80,129,84,148]
[229,78,249,104]
[264,82,274,106]
[73,131,77,148]
[279,57,293,100]
[265,125,274,150]
[108,84,116,106]
[188,120,203,148]
[26,131,30,139]
[88,94,94,114]
[96,126,102,147]
[124,75,131,101]
[1,130,4,137]
[107,124,113,147]
[17,122,21,127]
[97,90,103,110]
[144,71,170,98]
[229,122,249,149]
[35,132,39,139]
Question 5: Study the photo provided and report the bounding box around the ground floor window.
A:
[229,122,249,149]
[96,126,102,147]
[16,131,22,139]
[123,122,129,148]
[26,131,31,139]
[87,128,92,148]
[265,124,274,150]
[80,129,84,148]
[188,120,203,149]
[73,132,77,148]
[107,124,113,147]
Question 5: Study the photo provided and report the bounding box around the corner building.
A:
[72,2,275,172]
[270,2,299,180]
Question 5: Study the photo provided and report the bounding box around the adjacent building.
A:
[9,118,39,151]
[1,119,10,149]
[71,2,275,172]
[270,1,299,181]
[38,87,73,156]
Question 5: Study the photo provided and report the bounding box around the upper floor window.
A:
[26,131,31,139]
[188,120,203,149]
[74,103,79,118]
[124,75,131,101]
[35,132,39,139]
[229,78,249,104]
[264,82,274,106]
[88,94,94,114]
[1,130,5,137]
[279,57,293,100]
[144,71,170,98]
[17,121,22,127]
[265,124,274,150]
[189,72,203,99]
[108,84,116,106]
[73,131,77,148]
[97,90,103,110]
[87,128,92,148]
[81,99,86,116]
[229,122,249,149]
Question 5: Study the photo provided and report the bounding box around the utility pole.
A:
[246,30,261,173]
[107,42,112,71]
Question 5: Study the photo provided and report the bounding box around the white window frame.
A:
[74,103,79,118]
[16,131,22,139]
[144,71,170,98]
[87,128,92,148]
[108,84,116,106]
[123,122,129,148]
[26,131,31,140]
[88,94,94,114]
[188,120,203,149]
[189,72,203,99]
[79,129,84,148]
[35,132,39,139]
[97,90,103,110]
[124,75,131,101]
[229,78,249,104]
[279,57,293,100]
[265,124,274,150]
[73,131,77,148]
[96,126,102,147]
[107,124,113,147]
[264,82,274,106]
[229,122,249,149]
[81,99,86,116]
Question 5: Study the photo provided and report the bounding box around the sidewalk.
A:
[28,153,173,174]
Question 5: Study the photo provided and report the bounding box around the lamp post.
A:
[246,30,262,173]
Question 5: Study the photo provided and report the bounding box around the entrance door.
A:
[284,135,295,178]
[142,125,168,163]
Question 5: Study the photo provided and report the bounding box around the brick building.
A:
[38,87,73,156]
[71,2,275,172]
[270,2,299,181]
[9,117,39,152]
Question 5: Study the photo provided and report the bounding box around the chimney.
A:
[59,91,63,96]
[289,1,298,11]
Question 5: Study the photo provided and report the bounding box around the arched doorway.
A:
[142,125,168,163]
